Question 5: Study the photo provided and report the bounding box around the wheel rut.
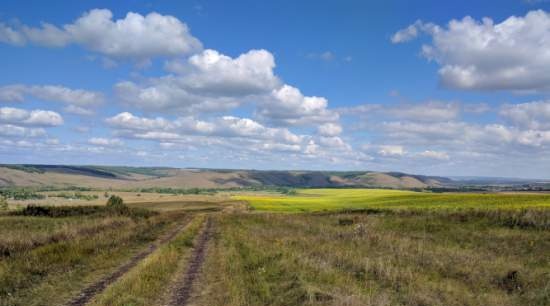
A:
[66,216,193,306]
[168,218,213,306]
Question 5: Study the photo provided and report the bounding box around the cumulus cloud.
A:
[318,123,342,136]
[166,49,280,95]
[116,49,280,113]
[0,9,202,59]
[256,84,339,126]
[106,112,302,145]
[500,100,550,129]
[393,10,550,92]
[0,107,63,126]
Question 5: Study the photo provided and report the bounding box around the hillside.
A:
[0,164,451,189]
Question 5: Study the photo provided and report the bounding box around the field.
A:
[236,188,550,212]
[1,188,549,306]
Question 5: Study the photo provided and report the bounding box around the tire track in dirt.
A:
[66,216,193,306]
[168,217,213,306]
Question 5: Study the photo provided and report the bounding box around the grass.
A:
[2,188,550,306]
[88,215,205,306]
[235,188,550,212]
[193,211,550,306]
[0,208,186,306]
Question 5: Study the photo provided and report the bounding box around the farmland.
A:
[0,188,549,305]
[236,188,550,212]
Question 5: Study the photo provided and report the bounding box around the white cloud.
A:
[24,110,64,126]
[418,150,450,160]
[166,49,280,95]
[378,145,406,157]
[500,100,550,129]
[0,85,104,114]
[0,23,25,45]
[106,112,303,146]
[385,101,460,122]
[0,9,202,59]
[0,107,63,126]
[88,137,124,147]
[257,84,339,126]
[116,49,281,114]
[391,20,437,43]
[393,10,550,92]
[318,123,342,136]
[106,112,173,131]
[0,124,46,137]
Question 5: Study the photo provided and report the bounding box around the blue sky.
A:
[1,0,550,178]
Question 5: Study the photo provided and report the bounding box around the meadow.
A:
[235,188,550,212]
[0,188,549,306]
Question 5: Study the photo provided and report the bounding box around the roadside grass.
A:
[88,215,205,306]
[193,211,550,306]
[235,188,550,212]
[0,210,186,306]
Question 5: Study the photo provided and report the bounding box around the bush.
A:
[0,196,7,211]
[14,204,156,219]
[106,195,125,208]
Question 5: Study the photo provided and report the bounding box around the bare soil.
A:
[167,218,213,306]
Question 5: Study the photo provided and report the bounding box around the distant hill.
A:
[0,164,453,189]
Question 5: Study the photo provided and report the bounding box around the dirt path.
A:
[66,216,193,306]
[168,218,213,306]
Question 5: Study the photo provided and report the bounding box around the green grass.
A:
[193,211,550,306]
[88,215,205,306]
[235,189,550,212]
[0,210,185,306]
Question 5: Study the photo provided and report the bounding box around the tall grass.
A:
[193,210,550,306]
[0,211,185,306]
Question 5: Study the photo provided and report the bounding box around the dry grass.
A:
[193,210,550,306]
[0,211,186,306]
[88,215,205,306]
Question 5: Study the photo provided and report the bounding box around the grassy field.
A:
[193,211,550,306]
[1,188,549,306]
[235,188,550,212]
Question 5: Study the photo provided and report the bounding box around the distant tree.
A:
[0,196,8,211]
[106,195,124,208]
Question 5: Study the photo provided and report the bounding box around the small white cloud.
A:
[378,145,406,157]
[318,123,342,136]
[88,137,124,147]
[0,107,63,126]
[418,150,450,160]
[257,84,339,126]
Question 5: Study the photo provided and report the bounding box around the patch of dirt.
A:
[66,217,192,306]
[168,218,213,306]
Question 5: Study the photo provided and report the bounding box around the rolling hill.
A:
[0,164,453,189]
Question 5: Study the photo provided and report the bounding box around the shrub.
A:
[14,204,156,219]
[0,196,7,211]
[106,195,125,208]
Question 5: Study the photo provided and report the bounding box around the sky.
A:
[1,0,550,178]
